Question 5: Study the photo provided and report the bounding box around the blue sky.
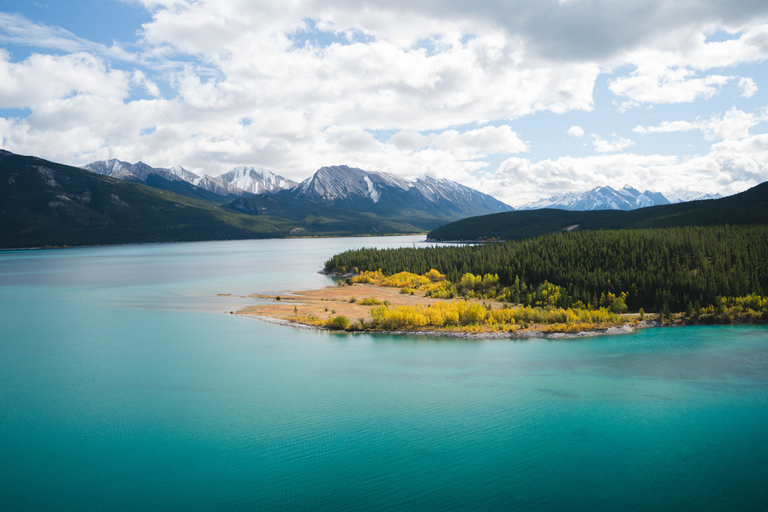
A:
[1,0,768,205]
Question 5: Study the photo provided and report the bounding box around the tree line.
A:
[325,225,768,312]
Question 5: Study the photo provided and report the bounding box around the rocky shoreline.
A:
[241,313,662,339]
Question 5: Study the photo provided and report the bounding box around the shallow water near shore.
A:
[1,237,767,511]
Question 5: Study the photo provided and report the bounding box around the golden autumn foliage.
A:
[366,301,623,331]
[381,271,431,288]
[350,269,385,284]
[358,297,384,306]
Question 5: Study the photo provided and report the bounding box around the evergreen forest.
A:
[325,225,768,313]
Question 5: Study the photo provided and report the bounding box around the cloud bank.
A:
[0,0,767,205]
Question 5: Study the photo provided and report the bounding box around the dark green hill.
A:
[0,150,297,248]
[228,193,456,233]
[427,182,768,241]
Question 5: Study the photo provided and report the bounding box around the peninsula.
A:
[236,269,655,338]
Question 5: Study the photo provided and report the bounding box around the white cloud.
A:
[633,120,696,135]
[2,0,768,205]
[0,12,99,54]
[0,12,137,63]
[608,23,768,108]
[739,77,758,98]
[610,69,732,107]
[700,108,762,140]
[591,134,634,153]
[634,108,763,141]
[389,125,527,160]
[482,134,768,207]
[0,50,131,108]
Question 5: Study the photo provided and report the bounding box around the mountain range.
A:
[83,159,297,202]
[3,148,749,249]
[85,159,724,214]
[1,151,512,248]
[518,185,722,211]
[85,159,514,233]
[0,150,301,249]
[228,165,514,233]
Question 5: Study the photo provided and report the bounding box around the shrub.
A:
[425,269,445,282]
[327,315,350,330]
[609,297,628,314]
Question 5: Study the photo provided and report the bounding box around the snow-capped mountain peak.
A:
[520,185,671,211]
[287,165,513,217]
[666,190,723,203]
[219,166,297,194]
[519,185,726,211]
[83,159,199,184]
[291,165,410,201]
[166,165,200,183]
[84,159,296,198]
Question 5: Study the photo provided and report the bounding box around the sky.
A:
[1,0,768,206]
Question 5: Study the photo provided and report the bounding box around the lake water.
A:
[1,236,767,511]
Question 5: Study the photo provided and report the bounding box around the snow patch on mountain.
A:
[520,185,671,211]
[364,176,381,203]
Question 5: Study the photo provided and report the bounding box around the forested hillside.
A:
[0,150,297,248]
[427,181,768,241]
[326,226,768,313]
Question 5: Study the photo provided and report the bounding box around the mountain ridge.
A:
[518,184,721,211]
[0,150,299,249]
[1,151,510,248]
[230,165,514,231]
[83,159,297,200]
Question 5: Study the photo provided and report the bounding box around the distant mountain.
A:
[193,174,244,198]
[520,185,670,211]
[83,159,243,205]
[428,181,768,241]
[288,165,513,217]
[230,165,514,232]
[0,150,300,249]
[666,190,723,203]
[84,159,200,184]
[519,185,726,211]
[84,159,297,201]
[220,166,297,194]
[1,151,513,247]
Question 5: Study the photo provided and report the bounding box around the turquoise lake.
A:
[1,236,767,511]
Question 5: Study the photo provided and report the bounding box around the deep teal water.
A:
[1,237,767,511]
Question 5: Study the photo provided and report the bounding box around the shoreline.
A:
[0,233,430,253]
[234,275,765,339]
[235,280,657,339]
[240,313,662,340]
